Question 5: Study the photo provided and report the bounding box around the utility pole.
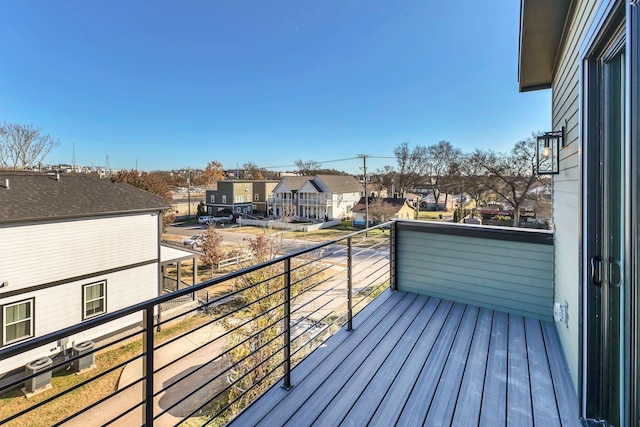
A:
[357,154,369,235]
[187,167,191,220]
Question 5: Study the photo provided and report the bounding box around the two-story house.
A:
[0,172,168,386]
[269,175,363,221]
[205,180,279,217]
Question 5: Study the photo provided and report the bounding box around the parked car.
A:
[198,216,211,224]
[207,214,234,224]
[183,234,203,248]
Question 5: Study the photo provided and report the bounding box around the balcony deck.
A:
[229,289,579,426]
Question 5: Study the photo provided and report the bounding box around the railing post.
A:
[143,305,155,424]
[390,221,397,291]
[347,237,354,331]
[282,257,293,390]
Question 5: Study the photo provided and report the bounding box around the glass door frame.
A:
[580,0,640,423]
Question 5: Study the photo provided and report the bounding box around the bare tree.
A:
[0,122,60,169]
[372,166,396,197]
[393,142,427,197]
[470,135,543,226]
[224,233,325,416]
[368,198,401,223]
[200,226,223,275]
[294,159,322,176]
[459,154,489,208]
[243,161,265,180]
[425,141,462,209]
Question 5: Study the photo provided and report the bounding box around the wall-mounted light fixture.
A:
[536,127,564,175]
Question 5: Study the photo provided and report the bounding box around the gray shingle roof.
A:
[280,176,314,192]
[352,197,412,213]
[0,172,170,225]
[315,175,363,193]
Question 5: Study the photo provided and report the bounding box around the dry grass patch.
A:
[0,315,212,427]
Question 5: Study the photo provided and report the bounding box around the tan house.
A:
[352,197,416,226]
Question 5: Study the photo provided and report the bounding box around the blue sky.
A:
[0,1,550,174]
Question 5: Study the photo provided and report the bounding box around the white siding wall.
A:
[0,214,160,372]
[551,0,601,391]
[0,214,158,291]
[332,192,361,219]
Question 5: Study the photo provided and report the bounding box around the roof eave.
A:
[518,0,573,92]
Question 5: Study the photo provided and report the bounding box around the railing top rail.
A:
[395,219,554,245]
[0,221,392,360]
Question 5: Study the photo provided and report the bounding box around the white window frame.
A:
[210,195,215,203]
[255,193,259,201]
[2,298,34,346]
[222,195,227,204]
[83,280,106,320]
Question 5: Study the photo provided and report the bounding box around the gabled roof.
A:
[277,176,312,192]
[352,197,414,213]
[0,172,170,225]
[518,0,573,92]
[314,175,363,194]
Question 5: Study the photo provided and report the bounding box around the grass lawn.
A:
[0,315,213,427]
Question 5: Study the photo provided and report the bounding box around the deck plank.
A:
[423,305,480,426]
[256,292,419,427]
[227,289,401,427]
[227,291,579,427]
[300,296,428,426]
[394,302,467,426]
[480,310,508,426]
[506,314,533,426]
[451,307,493,426]
[525,317,562,426]
[340,297,442,425]
[367,299,455,427]
[541,321,580,426]
[315,296,439,426]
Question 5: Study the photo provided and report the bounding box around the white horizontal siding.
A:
[1,263,157,372]
[0,213,158,291]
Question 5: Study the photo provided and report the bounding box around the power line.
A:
[257,155,393,170]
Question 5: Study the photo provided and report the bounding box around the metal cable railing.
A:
[0,222,393,427]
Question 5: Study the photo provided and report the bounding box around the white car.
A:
[207,214,234,224]
[198,216,211,224]
[183,234,203,248]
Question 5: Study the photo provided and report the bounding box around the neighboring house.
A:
[205,180,279,217]
[269,175,363,221]
[0,172,168,381]
[352,197,416,226]
[519,0,638,423]
[420,193,457,211]
[252,180,279,217]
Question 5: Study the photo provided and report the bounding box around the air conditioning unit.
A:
[24,357,53,393]
[71,340,95,372]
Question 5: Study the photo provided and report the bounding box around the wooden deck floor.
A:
[228,290,579,426]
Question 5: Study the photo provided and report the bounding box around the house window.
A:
[222,195,227,203]
[2,299,34,345]
[255,194,259,201]
[236,207,241,212]
[83,281,106,319]
[210,195,215,203]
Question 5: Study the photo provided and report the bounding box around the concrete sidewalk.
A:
[70,322,230,427]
